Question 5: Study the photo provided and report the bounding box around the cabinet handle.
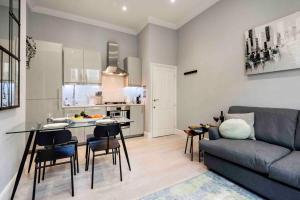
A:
[57,88,60,110]
[81,69,85,83]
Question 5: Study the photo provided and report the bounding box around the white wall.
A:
[177,0,300,129]
[0,0,26,198]
[27,11,138,68]
[138,24,177,134]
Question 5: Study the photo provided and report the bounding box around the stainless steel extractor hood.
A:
[103,41,127,76]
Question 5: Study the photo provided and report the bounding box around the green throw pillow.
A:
[219,119,251,140]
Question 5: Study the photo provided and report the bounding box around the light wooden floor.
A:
[15,134,207,200]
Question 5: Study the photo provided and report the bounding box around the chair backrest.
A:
[36,129,72,147]
[93,123,120,139]
[228,106,298,149]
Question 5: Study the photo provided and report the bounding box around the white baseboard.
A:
[0,173,16,200]
[144,131,151,138]
[144,130,184,138]
[175,129,185,136]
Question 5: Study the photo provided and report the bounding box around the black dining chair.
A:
[32,130,76,200]
[85,133,103,171]
[28,131,79,175]
[87,124,122,189]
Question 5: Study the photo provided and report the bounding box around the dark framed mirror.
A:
[0,0,20,110]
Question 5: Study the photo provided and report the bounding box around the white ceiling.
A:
[28,0,219,35]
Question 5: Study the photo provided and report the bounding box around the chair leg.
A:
[111,149,114,164]
[91,151,95,189]
[113,149,116,165]
[75,144,79,173]
[85,142,88,159]
[191,136,194,161]
[73,156,77,176]
[42,161,46,181]
[86,147,91,171]
[70,157,74,197]
[184,136,189,154]
[32,163,38,200]
[85,146,88,171]
[118,148,122,182]
[38,162,41,184]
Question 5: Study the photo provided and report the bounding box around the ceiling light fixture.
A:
[122,5,127,11]
[170,0,175,3]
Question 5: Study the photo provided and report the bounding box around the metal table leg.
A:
[118,124,131,171]
[11,130,36,200]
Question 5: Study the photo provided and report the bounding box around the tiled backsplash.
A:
[102,75,125,103]
[62,84,102,106]
[62,77,144,106]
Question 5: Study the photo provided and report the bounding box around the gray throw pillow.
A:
[225,112,255,140]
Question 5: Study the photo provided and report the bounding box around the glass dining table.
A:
[6,117,133,200]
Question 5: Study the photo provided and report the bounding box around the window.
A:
[0,0,20,110]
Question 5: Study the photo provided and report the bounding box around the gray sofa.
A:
[200,106,300,200]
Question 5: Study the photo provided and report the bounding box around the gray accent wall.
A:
[27,11,138,68]
[177,0,300,129]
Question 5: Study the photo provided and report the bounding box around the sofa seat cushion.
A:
[200,139,290,174]
[269,151,300,189]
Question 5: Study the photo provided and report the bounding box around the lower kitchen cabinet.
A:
[26,99,63,124]
[84,107,106,141]
[63,108,86,143]
[130,106,144,136]
[121,127,130,137]
[63,105,145,143]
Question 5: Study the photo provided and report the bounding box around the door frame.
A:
[150,62,177,138]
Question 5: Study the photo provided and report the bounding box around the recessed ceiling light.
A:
[122,5,127,11]
[170,0,175,3]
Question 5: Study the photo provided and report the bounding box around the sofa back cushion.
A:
[228,106,299,149]
[294,114,300,150]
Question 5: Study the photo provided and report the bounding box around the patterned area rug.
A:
[141,171,264,200]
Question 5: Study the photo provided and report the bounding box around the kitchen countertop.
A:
[62,104,145,109]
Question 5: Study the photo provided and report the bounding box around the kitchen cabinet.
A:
[63,108,85,143]
[84,107,106,139]
[63,47,84,83]
[130,106,144,136]
[124,57,142,86]
[84,49,102,84]
[63,47,102,84]
[27,41,62,99]
[26,41,63,140]
[26,99,63,124]
[121,127,130,137]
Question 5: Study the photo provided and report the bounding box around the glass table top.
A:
[6,117,133,134]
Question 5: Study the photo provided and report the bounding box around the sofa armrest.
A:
[208,127,221,140]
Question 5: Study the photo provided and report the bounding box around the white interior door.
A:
[152,64,177,137]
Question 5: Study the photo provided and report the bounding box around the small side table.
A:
[184,125,214,162]
[184,130,197,161]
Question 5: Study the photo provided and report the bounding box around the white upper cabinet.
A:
[27,41,62,99]
[64,47,102,84]
[124,57,142,86]
[84,49,102,84]
[63,47,84,83]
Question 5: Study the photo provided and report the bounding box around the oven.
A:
[106,105,130,128]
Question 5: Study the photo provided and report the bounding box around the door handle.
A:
[153,99,159,102]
